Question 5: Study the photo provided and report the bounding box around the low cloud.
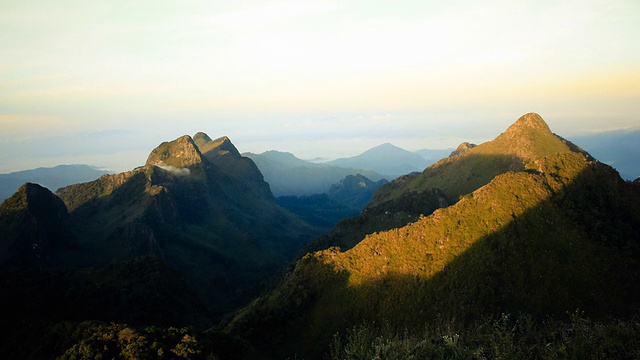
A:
[159,165,191,176]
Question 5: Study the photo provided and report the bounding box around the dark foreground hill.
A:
[226,114,640,359]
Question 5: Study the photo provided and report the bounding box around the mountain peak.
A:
[363,143,403,154]
[193,132,213,147]
[504,112,552,136]
[145,135,204,168]
[481,112,571,164]
[194,133,241,158]
[0,182,74,267]
[1,182,61,215]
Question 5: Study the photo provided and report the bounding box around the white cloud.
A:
[159,165,191,176]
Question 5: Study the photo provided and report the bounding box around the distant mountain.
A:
[225,113,640,359]
[0,164,110,202]
[277,174,389,231]
[327,174,389,211]
[1,133,319,330]
[244,150,385,196]
[326,143,429,177]
[414,148,454,165]
[568,128,640,180]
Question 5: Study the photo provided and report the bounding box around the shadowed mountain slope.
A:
[0,183,76,268]
[5,133,318,319]
[226,114,640,359]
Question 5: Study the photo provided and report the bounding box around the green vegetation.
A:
[330,312,640,360]
[277,193,359,230]
[0,320,252,359]
[227,150,640,358]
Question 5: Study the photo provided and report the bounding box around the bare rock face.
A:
[194,132,241,158]
[505,112,553,135]
[146,135,205,168]
[449,142,477,157]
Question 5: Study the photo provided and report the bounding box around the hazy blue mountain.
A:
[0,165,110,202]
[244,150,385,196]
[327,174,389,211]
[326,143,429,177]
[414,148,455,165]
[277,174,389,231]
[567,129,640,180]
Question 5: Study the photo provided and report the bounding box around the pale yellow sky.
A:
[1,0,639,172]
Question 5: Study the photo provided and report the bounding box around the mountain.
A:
[244,150,385,196]
[327,174,389,211]
[225,113,640,359]
[277,174,389,230]
[0,164,110,202]
[326,143,429,177]
[306,114,581,253]
[0,183,76,268]
[1,133,319,327]
[568,128,640,180]
[370,113,588,206]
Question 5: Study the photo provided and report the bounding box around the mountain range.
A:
[244,150,385,196]
[1,113,639,359]
[0,164,110,202]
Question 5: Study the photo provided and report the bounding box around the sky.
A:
[1,0,639,173]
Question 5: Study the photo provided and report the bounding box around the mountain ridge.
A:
[0,165,110,202]
[225,113,640,359]
[7,132,319,319]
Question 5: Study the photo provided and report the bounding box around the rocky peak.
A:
[482,112,571,163]
[146,135,205,168]
[195,133,241,158]
[449,142,477,157]
[1,182,69,218]
[193,132,213,148]
[503,113,553,138]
